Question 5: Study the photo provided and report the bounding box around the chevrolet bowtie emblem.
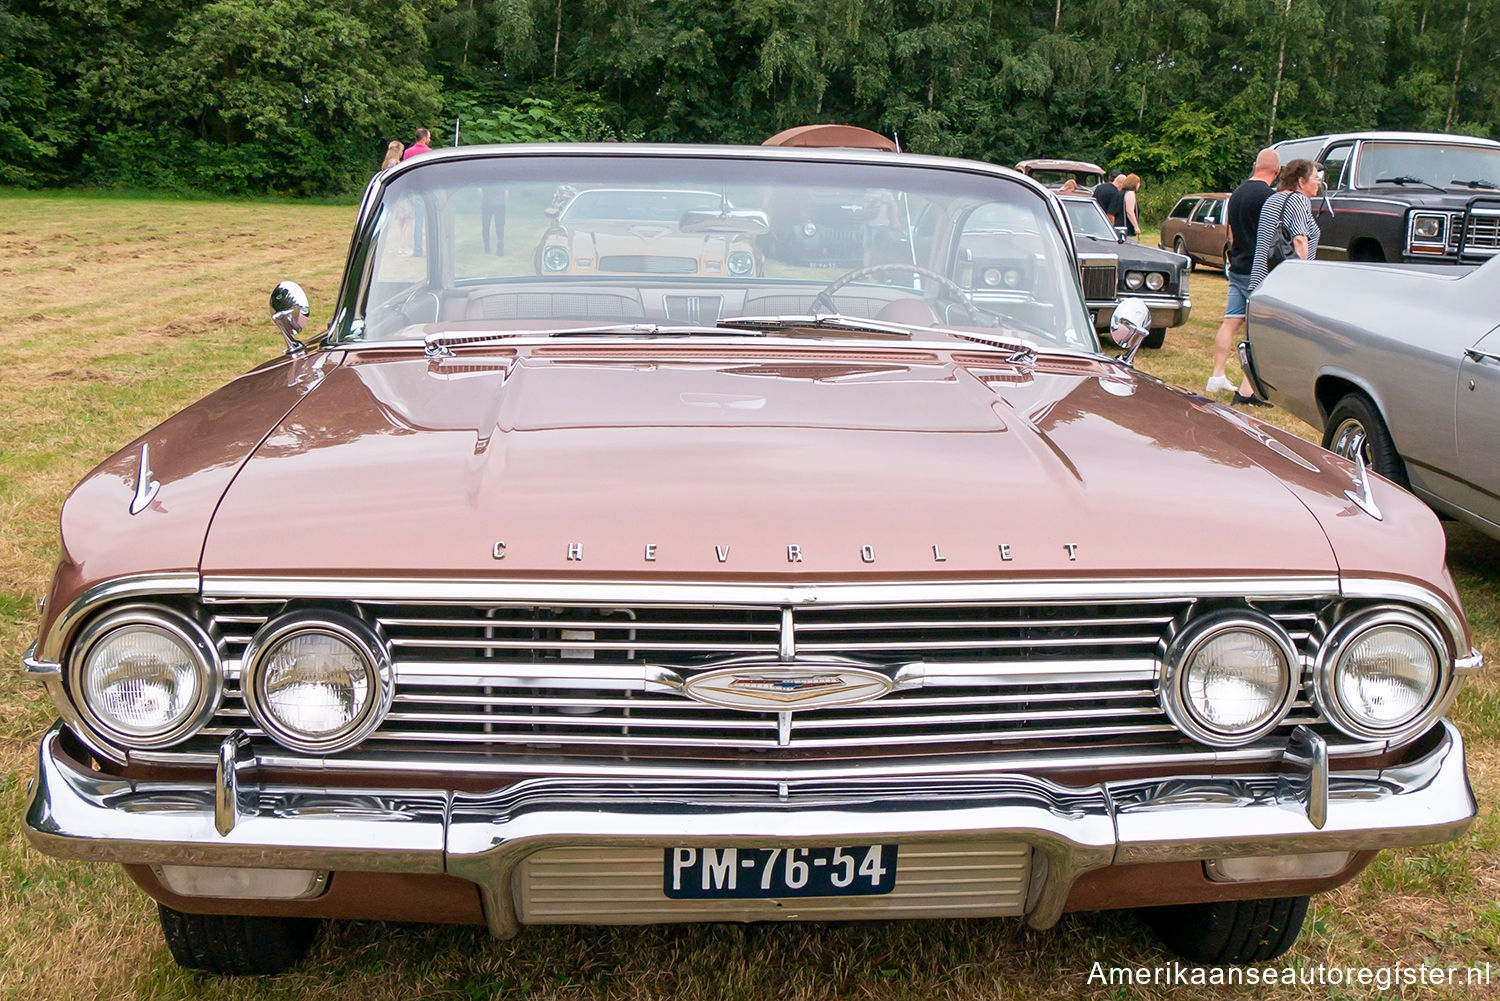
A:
[682,663,892,712]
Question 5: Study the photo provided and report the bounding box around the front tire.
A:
[1145,896,1310,964]
[1173,237,1195,271]
[159,905,319,975]
[1144,327,1166,349]
[1323,392,1408,487]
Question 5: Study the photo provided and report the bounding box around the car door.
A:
[1312,142,1355,260]
[1186,198,1218,261]
[1456,324,1500,531]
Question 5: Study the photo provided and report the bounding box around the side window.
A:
[1190,199,1217,224]
[1320,145,1354,190]
[1169,198,1197,220]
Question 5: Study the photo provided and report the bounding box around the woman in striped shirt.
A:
[1249,158,1321,289]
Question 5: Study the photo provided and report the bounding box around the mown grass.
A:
[0,202,1496,1000]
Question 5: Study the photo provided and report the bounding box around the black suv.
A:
[1273,131,1500,264]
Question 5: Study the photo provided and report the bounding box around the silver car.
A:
[1242,255,1500,539]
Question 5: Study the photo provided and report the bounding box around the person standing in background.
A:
[380,141,404,171]
[1121,174,1142,240]
[1206,148,1280,398]
[402,127,432,160]
[1092,169,1125,227]
[401,128,432,255]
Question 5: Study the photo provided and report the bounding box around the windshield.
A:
[351,151,1096,351]
[1354,142,1500,188]
[1061,199,1116,240]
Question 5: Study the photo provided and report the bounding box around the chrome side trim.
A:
[1456,649,1485,674]
[37,572,201,663]
[202,574,1343,607]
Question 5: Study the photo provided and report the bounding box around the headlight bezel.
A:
[1313,606,1449,741]
[242,609,393,754]
[1160,612,1300,747]
[68,605,222,749]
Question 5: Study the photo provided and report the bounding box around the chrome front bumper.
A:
[26,722,1475,936]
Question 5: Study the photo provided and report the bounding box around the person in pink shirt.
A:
[402,127,432,160]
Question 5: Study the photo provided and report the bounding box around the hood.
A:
[199,343,1360,581]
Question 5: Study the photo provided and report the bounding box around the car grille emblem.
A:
[682,663,892,711]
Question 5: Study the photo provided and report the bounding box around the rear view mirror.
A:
[679,209,771,234]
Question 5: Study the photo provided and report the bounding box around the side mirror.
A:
[269,280,310,357]
[1108,296,1152,366]
[1113,226,1127,243]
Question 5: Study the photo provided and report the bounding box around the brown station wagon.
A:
[23,143,1482,975]
[1159,193,1231,275]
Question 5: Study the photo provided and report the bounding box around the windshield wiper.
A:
[718,313,1039,364]
[1373,175,1447,192]
[424,324,763,357]
[1451,178,1500,190]
[717,314,918,338]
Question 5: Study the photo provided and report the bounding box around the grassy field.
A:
[0,193,1496,1000]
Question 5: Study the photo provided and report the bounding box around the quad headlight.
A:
[70,607,221,748]
[1123,271,1145,290]
[242,610,392,754]
[1144,271,1166,291]
[1160,612,1299,746]
[1314,607,1446,740]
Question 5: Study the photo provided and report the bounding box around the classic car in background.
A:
[1272,131,1500,264]
[1159,193,1230,274]
[534,187,764,277]
[24,143,1480,976]
[1243,255,1500,540]
[1016,158,1105,189]
[1059,194,1190,348]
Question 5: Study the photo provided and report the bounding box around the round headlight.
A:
[1315,608,1446,739]
[801,221,818,238]
[243,611,392,753]
[1145,272,1166,291]
[1124,271,1145,290]
[1161,613,1298,746]
[728,251,754,276]
[1003,268,1023,288]
[983,267,1002,287]
[542,245,570,272]
[70,607,220,748]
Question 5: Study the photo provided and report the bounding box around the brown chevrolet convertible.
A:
[23,143,1482,974]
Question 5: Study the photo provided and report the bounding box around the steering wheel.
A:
[811,263,980,322]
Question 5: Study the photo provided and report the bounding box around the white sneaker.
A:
[1205,374,1238,393]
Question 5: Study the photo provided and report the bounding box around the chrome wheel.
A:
[1173,237,1194,271]
[1329,416,1369,465]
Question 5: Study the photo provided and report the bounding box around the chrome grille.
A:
[198,597,1332,763]
[1458,210,1500,253]
[597,255,698,273]
[1079,261,1118,300]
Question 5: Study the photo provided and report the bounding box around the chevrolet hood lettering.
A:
[683,664,893,711]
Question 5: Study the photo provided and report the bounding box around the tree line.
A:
[2,0,1496,213]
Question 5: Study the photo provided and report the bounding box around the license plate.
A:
[663,845,898,899]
